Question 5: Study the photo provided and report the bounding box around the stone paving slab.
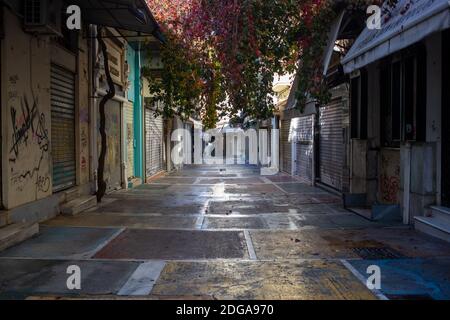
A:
[0,259,139,299]
[93,199,206,214]
[195,177,266,184]
[94,229,248,260]
[275,183,330,194]
[44,214,198,230]
[294,213,399,229]
[148,177,198,184]
[207,200,347,215]
[151,260,376,300]
[250,228,450,260]
[348,257,450,300]
[203,216,268,229]
[0,226,121,259]
[264,175,302,183]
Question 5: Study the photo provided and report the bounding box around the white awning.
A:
[342,0,450,73]
[323,11,345,76]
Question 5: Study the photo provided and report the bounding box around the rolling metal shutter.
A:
[319,97,344,191]
[145,108,164,179]
[291,116,314,183]
[51,64,76,192]
[296,143,313,183]
[125,102,134,179]
[280,119,291,174]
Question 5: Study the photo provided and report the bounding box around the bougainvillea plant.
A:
[144,0,396,129]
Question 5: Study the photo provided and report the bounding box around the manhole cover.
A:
[352,247,405,260]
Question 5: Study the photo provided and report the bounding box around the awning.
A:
[342,0,450,73]
[71,0,165,43]
[323,11,345,76]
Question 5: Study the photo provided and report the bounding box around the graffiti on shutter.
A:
[51,64,76,192]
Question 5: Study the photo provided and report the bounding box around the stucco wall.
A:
[1,9,52,209]
[1,9,92,210]
[76,33,91,186]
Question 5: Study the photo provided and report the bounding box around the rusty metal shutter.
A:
[280,119,291,174]
[145,108,164,179]
[319,97,344,191]
[51,64,76,192]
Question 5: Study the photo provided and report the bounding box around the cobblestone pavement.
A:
[1,165,450,300]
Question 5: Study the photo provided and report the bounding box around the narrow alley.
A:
[1,165,450,299]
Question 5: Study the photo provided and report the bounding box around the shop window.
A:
[350,69,368,139]
[380,45,426,147]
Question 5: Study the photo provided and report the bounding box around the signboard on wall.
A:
[104,39,124,85]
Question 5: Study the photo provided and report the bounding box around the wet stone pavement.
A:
[1,164,450,299]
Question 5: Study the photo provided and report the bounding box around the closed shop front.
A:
[280,119,291,174]
[51,64,76,192]
[291,116,314,183]
[145,108,164,179]
[318,96,346,191]
[98,99,122,192]
[124,102,134,179]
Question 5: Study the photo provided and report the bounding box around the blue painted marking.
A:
[349,258,450,300]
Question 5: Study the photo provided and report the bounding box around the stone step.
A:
[414,216,450,243]
[64,188,80,202]
[61,195,97,216]
[347,207,373,220]
[429,206,450,224]
[0,211,8,228]
[0,222,39,252]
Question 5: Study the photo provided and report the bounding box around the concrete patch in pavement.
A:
[151,260,377,300]
[118,261,166,296]
[94,229,248,260]
[0,226,122,259]
[0,259,140,299]
[347,257,450,300]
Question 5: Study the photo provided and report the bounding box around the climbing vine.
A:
[144,0,397,128]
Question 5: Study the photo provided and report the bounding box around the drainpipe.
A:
[89,25,98,193]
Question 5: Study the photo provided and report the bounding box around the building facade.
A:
[1,2,92,224]
[342,0,450,240]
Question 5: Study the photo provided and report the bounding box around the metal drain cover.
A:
[352,247,405,260]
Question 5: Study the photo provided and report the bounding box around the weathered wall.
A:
[1,9,52,209]
[77,32,91,186]
[1,9,92,211]
[424,33,442,205]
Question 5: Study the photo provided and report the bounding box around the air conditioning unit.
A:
[23,0,62,36]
